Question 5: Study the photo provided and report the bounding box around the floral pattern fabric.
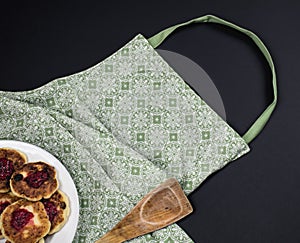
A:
[0,34,250,242]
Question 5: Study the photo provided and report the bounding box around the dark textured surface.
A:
[0,1,299,242]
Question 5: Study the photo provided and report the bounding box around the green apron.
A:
[0,15,277,242]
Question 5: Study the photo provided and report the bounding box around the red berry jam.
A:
[43,201,57,223]
[0,201,10,214]
[11,209,34,231]
[0,158,14,180]
[25,170,49,188]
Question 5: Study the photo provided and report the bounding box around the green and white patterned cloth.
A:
[0,15,276,242]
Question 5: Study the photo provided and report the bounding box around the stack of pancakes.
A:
[0,148,70,243]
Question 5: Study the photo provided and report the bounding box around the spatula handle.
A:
[95,229,125,243]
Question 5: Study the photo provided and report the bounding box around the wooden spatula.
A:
[95,178,193,243]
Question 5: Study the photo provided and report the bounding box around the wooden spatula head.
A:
[95,178,193,243]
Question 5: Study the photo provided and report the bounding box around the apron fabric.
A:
[0,15,277,242]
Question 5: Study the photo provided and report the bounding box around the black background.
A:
[1,1,299,242]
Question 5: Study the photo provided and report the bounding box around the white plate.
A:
[0,140,79,243]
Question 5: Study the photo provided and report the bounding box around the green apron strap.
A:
[147,14,277,144]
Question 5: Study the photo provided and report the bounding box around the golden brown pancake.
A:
[0,200,50,243]
[42,190,70,234]
[10,162,59,201]
[5,238,44,243]
[0,192,20,239]
[0,148,27,193]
